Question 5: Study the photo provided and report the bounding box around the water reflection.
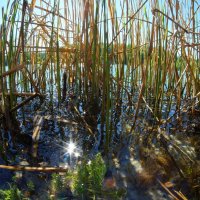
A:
[63,140,82,167]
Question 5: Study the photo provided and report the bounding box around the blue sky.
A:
[0,0,10,23]
[0,0,7,8]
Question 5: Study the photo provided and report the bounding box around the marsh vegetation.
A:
[0,0,200,199]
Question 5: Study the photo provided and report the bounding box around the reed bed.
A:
[0,0,199,148]
[0,1,200,199]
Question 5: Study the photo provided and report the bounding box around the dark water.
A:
[0,67,200,199]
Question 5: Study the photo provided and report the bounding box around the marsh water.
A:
[0,63,200,199]
[0,89,199,199]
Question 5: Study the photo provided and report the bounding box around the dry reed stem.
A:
[0,165,68,172]
[0,64,24,78]
[157,179,180,200]
[0,92,40,97]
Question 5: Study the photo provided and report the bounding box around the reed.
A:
[0,0,199,151]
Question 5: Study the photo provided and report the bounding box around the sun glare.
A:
[74,152,80,157]
[67,141,76,155]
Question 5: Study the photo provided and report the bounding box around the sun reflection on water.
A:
[66,141,76,155]
[62,140,82,167]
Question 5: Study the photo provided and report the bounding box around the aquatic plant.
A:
[26,180,35,193]
[48,154,122,199]
[73,153,106,199]
[72,153,126,199]
[50,173,63,195]
[0,184,23,200]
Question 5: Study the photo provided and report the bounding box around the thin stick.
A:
[0,92,44,97]
[0,64,24,78]
[157,179,180,200]
[152,8,189,33]
[10,93,40,112]
[0,165,68,172]
[108,0,148,47]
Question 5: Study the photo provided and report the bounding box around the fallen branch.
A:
[0,165,68,173]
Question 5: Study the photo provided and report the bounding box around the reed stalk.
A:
[0,0,199,151]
